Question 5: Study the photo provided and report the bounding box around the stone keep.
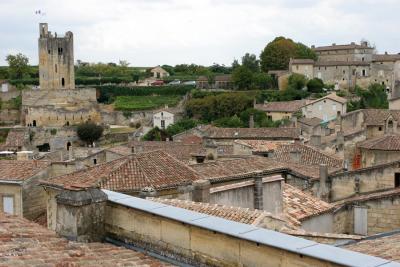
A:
[39,23,75,90]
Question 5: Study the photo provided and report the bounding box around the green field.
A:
[114,96,180,111]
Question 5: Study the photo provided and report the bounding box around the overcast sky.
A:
[0,0,399,67]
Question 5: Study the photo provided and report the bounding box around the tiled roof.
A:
[333,187,400,207]
[254,100,307,112]
[0,212,173,266]
[148,197,286,227]
[129,141,206,163]
[42,150,203,192]
[344,232,400,262]
[191,156,340,182]
[313,43,372,51]
[205,127,300,140]
[362,109,400,125]
[283,184,334,222]
[357,135,400,151]
[303,93,347,106]
[373,54,400,62]
[3,129,27,149]
[0,160,50,181]
[298,117,323,127]
[314,61,370,67]
[290,58,315,64]
[234,140,293,153]
[173,134,203,144]
[106,144,133,156]
[273,143,343,168]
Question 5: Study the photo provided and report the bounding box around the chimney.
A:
[139,186,157,198]
[253,174,263,210]
[289,150,301,163]
[55,188,108,242]
[262,175,284,215]
[310,135,321,147]
[249,114,255,128]
[192,179,211,203]
[317,164,330,201]
[336,111,343,132]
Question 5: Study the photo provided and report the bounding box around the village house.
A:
[196,74,234,89]
[298,117,324,136]
[149,66,170,79]
[356,135,400,168]
[0,160,51,219]
[153,109,176,129]
[301,93,347,122]
[254,99,307,121]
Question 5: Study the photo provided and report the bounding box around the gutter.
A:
[0,180,23,185]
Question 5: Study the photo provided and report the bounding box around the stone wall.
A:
[301,213,334,233]
[105,201,342,267]
[0,183,22,216]
[0,89,20,101]
[21,168,51,220]
[22,89,96,107]
[328,163,399,201]
[0,109,20,124]
[29,127,78,151]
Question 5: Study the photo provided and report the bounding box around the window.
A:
[332,104,336,111]
[354,206,367,235]
[2,196,14,215]
[362,69,366,76]
[93,159,97,165]
[362,57,364,61]
[58,47,63,55]
[161,120,165,129]
[379,126,382,131]
[395,173,400,187]
[343,70,346,74]
[61,78,65,87]
[296,65,299,70]
[55,64,57,73]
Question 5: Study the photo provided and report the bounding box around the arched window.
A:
[32,120,37,127]
[67,141,71,151]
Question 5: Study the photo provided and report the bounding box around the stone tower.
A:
[38,23,75,90]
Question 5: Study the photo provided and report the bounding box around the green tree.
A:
[253,72,273,90]
[213,115,244,128]
[231,59,240,71]
[77,122,104,145]
[166,119,199,137]
[207,71,216,87]
[241,53,260,73]
[260,37,316,72]
[6,53,29,79]
[359,83,388,109]
[232,66,253,90]
[307,78,324,93]
[288,73,307,90]
[142,127,168,141]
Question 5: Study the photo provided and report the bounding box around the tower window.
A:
[61,78,65,87]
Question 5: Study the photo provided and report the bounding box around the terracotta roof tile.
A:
[357,134,400,151]
[333,187,400,207]
[283,184,334,222]
[42,150,202,192]
[0,160,50,181]
[0,212,173,266]
[205,127,300,140]
[344,232,400,262]
[254,100,307,113]
[273,143,343,168]
[298,117,323,127]
[234,140,294,153]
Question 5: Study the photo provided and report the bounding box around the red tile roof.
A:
[254,100,307,113]
[0,160,50,181]
[357,135,400,151]
[344,232,400,262]
[333,187,400,208]
[273,143,343,168]
[205,127,300,140]
[42,150,202,192]
[283,184,334,223]
[234,140,293,153]
[0,212,173,266]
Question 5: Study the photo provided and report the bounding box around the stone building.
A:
[301,93,347,122]
[39,23,75,90]
[356,135,400,168]
[149,66,169,79]
[289,41,400,92]
[22,23,102,128]
[254,99,307,121]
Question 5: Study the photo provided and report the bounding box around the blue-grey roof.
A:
[103,189,400,267]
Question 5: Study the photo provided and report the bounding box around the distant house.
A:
[150,66,169,79]
[196,74,234,89]
[255,100,307,121]
[301,93,347,122]
[0,80,9,92]
[356,135,400,168]
[0,160,51,219]
[153,109,175,129]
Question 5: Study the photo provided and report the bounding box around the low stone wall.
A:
[102,190,392,267]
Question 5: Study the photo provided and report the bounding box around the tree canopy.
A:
[260,37,317,72]
[6,53,30,79]
[77,122,104,145]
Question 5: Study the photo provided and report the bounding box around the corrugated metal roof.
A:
[103,189,400,267]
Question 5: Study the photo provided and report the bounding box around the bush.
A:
[307,78,324,93]
[142,127,168,141]
[114,96,180,111]
[166,119,199,137]
[77,122,104,145]
[288,73,307,90]
[213,115,244,128]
